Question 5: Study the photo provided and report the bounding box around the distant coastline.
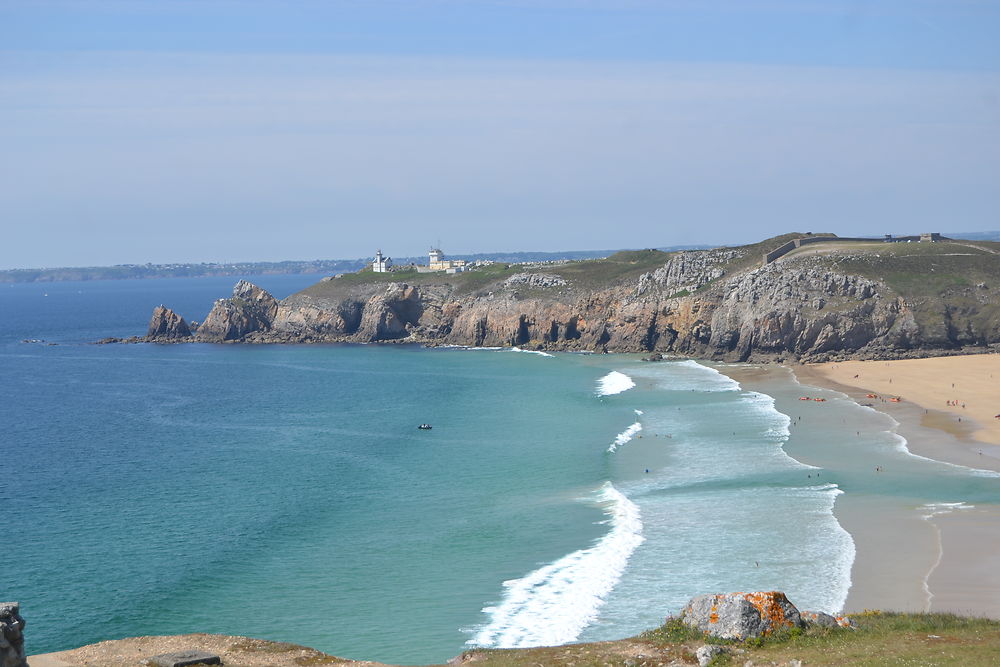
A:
[7,231,998,284]
[0,246,710,284]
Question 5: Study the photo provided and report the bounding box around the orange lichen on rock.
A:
[744,591,797,636]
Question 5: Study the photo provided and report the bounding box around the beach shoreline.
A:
[787,357,1000,620]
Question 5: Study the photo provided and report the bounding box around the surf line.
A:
[596,371,635,396]
[466,482,644,649]
[608,421,642,453]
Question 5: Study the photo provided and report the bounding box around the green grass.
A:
[294,250,676,300]
[296,263,523,300]
[454,612,1000,667]
[800,241,999,299]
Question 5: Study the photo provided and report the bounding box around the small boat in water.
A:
[417,424,433,430]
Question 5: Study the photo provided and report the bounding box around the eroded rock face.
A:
[681,591,803,640]
[195,280,279,342]
[139,245,1000,360]
[636,248,744,296]
[147,306,192,339]
[0,602,27,667]
[354,284,424,342]
[502,272,568,288]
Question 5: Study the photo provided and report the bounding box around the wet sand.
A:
[807,354,1000,449]
[793,358,1000,619]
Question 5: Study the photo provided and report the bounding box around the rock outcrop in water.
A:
[146,306,192,340]
[194,280,279,342]
[140,234,1000,361]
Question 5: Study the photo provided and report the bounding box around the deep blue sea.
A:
[3,275,998,663]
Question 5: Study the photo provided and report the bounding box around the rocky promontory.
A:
[138,234,1000,362]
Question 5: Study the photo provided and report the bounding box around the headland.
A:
[124,232,1000,365]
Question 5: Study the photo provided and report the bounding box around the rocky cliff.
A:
[140,235,1000,361]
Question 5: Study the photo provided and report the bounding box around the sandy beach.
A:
[807,354,1000,449]
[792,354,1000,620]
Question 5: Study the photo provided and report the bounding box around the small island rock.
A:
[147,305,192,339]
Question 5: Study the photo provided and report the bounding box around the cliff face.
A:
[143,238,1000,361]
[195,280,279,342]
[146,305,192,339]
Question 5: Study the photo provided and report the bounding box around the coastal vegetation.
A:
[0,248,704,284]
[139,231,1000,362]
[44,612,1000,666]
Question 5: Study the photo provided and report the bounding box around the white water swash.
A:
[468,359,856,650]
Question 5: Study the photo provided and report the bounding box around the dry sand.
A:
[795,354,1000,620]
[809,354,1000,449]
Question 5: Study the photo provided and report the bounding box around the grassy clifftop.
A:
[294,233,828,301]
[44,612,1000,666]
[460,611,1000,666]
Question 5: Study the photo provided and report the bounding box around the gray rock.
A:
[148,650,221,667]
[0,602,26,667]
[681,592,803,640]
[195,281,279,341]
[502,273,568,288]
[800,610,839,628]
[696,644,728,666]
[147,305,192,339]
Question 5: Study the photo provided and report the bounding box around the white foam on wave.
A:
[806,484,856,613]
[919,501,976,519]
[634,409,644,416]
[630,359,741,393]
[916,501,975,610]
[608,422,642,453]
[596,371,635,396]
[674,359,742,391]
[467,482,644,649]
[884,422,1000,478]
[510,347,554,357]
[737,389,818,470]
[789,374,1000,478]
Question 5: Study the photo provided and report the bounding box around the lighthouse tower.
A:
[372,249,392,273]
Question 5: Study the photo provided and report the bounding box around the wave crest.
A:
[596,371,635,396]
[467,482,644,649]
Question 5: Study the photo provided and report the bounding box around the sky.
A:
[2,1,999,268]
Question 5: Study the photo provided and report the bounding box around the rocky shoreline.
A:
[106,236,1000,363]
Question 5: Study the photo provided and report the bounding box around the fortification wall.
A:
[760,235,929,265]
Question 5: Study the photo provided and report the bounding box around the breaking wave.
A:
[596,371,635,396]
[608,422,642,453]
[467,483,644,649]
[511,347,555,357]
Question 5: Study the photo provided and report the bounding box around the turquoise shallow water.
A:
[3,277,997,664]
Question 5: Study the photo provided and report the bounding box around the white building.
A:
[372,249,392,273]
[427,248,466,272]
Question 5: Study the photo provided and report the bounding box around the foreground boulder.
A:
[0,602,26,667]
[681,591,803,640]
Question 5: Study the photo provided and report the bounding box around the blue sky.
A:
[2,0,999,268]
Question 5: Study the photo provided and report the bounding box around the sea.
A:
[3,275,998,664]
